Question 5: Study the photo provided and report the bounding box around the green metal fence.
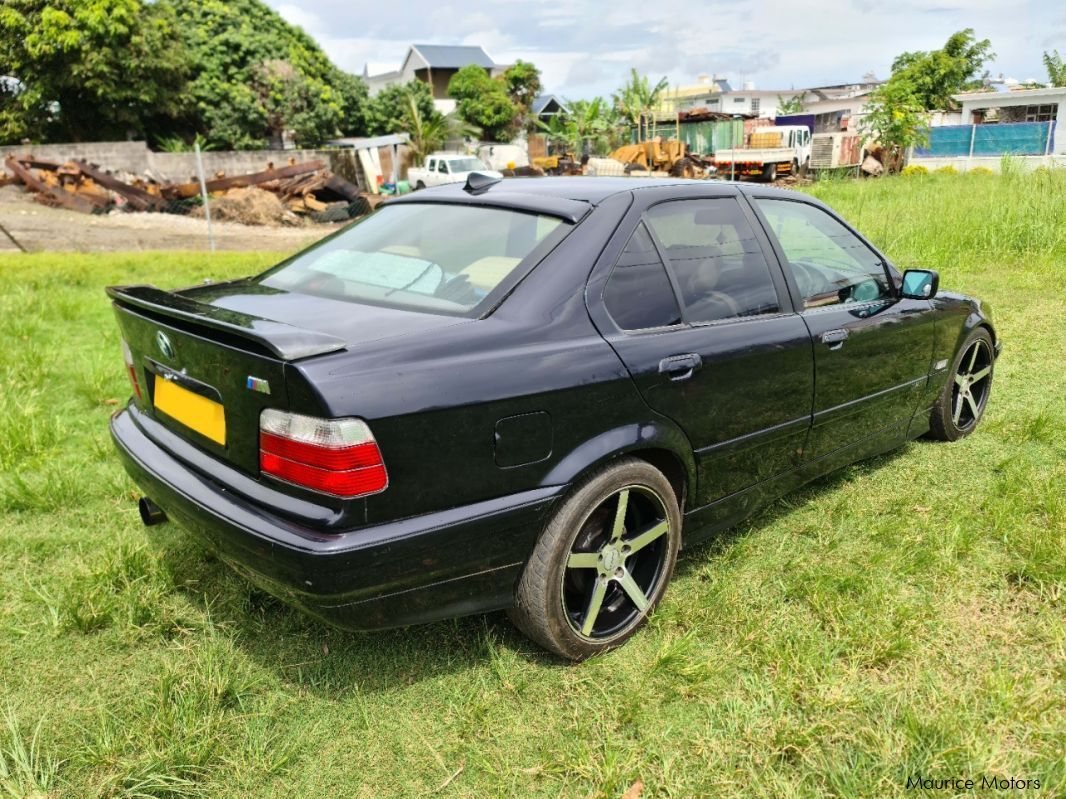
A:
[632,119,745,155]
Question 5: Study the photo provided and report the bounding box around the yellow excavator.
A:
[608,138,703,177]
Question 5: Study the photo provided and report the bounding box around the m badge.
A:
[155,331,175,360]
[246,376,271,395]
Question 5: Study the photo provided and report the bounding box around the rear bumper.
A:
[110,407,560,630]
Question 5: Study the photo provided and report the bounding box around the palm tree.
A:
[613,69,669,140]
[535,113,573,153]
[403,94,479,166]
[569,98,610,155]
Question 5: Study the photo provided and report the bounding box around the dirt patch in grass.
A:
[0,194,336,253]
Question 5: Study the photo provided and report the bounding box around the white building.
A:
[955,86,1064,154]
[364,44,509,115]
[657,77,880,128]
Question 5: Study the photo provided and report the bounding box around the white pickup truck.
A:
[713,125,812,181]
[407,153,502,190]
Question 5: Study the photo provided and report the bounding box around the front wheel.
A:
[927,328,995,441]
[414,180,426,190]
[509,458,681,660]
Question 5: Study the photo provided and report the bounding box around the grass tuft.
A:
[0,709,60,798]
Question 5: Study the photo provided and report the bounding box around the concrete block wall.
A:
[0,140,150,173]
[146,149,331,182]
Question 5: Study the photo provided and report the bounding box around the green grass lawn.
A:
[1,172,1064,798]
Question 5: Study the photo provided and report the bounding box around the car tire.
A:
[509,457,681,660]
[927,327,995,441]
[415,181,426,190]
[762,163,777,182]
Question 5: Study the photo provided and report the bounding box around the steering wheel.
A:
[790,261,825,299]
[687,289,740,321]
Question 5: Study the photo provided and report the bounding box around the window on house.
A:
[751,98,760,115]
[1024,104,1057,122]
[734,97,745,104]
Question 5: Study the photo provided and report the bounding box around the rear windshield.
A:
[259,203,569,316]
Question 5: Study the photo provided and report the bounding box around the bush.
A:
[967,166,994,175]
[901,164,929,177]
[933,165,959,175]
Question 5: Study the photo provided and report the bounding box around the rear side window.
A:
[260,204,567,316]
[646,198,781,323]
[603,223,682,331]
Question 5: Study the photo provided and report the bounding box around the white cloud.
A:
[274,4,322,33]
[263,0,1056,96]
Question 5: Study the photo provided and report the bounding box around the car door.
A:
[586,188,814,508]
[748,195,935,461]
[437,159,451,184]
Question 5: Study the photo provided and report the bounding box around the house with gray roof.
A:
[364,44,510,114]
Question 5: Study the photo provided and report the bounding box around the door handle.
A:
[820,329,849,350]
[659,353,702,381]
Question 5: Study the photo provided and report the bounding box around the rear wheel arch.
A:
[629,448,688,513]
[539,423,696,507]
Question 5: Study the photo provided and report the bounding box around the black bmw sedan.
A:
[109,176,999,659]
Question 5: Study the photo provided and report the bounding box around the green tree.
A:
[164,0,367,149]
[612,69,668,140]
[364,80,435,137]
[861,81,929,172]
[447,65,517,142]
[535,97,613,156]
[502,59,541,132]
[1044,50,1066,87]
[888,29,994,110]
[777,91,808,115]
[0,0,191,144]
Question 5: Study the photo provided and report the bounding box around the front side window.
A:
[755,199,892,309]
[646,198,781,323]
[603,223,682,331]
[437,160,449,173]
[260,204,567,316]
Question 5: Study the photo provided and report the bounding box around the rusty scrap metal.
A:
[4,154,368,223]
[75,161,166,211]
[4,156,101,214]
[165,160,328,199]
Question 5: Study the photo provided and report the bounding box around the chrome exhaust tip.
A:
[138,496,167,526]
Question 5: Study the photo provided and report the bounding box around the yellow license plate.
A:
[154,378,226,445]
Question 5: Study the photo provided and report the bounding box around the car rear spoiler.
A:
[106,284,347,361]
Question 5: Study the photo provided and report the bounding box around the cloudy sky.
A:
[266,0,1062,97]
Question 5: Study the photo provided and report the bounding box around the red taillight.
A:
[259,410,388,499]
[121,340,143,401]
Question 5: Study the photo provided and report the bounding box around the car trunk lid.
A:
[108,281,467,476]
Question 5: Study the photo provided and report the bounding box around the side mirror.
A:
[901,269,939,300]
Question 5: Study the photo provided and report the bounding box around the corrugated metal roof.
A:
[410,44,496,68]
[531,94,569,116]
[326,134,409,149]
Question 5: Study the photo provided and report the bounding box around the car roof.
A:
[386,177,812,222]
